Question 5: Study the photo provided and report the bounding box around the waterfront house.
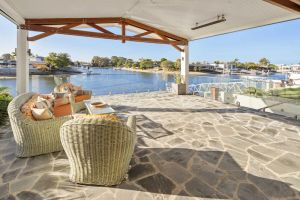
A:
[291,64,300,72]
[0,1,300,199]
[30,56,47,69]
[278,64,292,73]
[278,64,300,73]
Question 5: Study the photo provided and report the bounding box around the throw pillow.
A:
[52,92,68,98]
[21,94,39,120]
[40,94,54,104]
[56,83,74,93]
[73,89,85,96]
[36,96,51,107]
[54,95,70,107]
[31,108,54,121]
[35,96,54,112]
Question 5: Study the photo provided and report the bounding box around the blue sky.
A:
[0,15,299,64]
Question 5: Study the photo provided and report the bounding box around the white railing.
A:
[189,81,245,96]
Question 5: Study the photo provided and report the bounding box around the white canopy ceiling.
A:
[1,0,300,41]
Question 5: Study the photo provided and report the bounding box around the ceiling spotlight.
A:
[191,15,226,30]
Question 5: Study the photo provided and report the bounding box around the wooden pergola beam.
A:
[121,20,126,43]
[23,17,188,50]
[28,23,81,41]
[133,31,152,38]
[22,24,186,45]
[124,18,187,43]
[264,0,300,12]
[86,23,114,35]
[157,34,184,52]
[25,17,122,25]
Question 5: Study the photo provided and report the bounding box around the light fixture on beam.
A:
[191,15,226,30]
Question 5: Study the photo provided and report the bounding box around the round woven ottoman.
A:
[60,116,136,186]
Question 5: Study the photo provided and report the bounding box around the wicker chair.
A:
[7,92,72,157]
[54,84,92,114]
[60,116,136,186]
[69,91,92,114]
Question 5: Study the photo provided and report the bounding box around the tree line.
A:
[196,58,280,70]
[228,58,279,70]
[1,52,181,71]
[2,51,294,71]
[91,56,181,71]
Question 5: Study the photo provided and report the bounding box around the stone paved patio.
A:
[1,91,300,200]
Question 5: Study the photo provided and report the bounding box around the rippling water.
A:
[0,68,286,96]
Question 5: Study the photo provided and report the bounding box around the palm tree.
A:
[11,51,16,60]
[259,58,270,68]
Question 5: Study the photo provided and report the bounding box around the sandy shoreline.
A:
[0,67,212,79]
[0,76,16,80]
[0,74,67,80]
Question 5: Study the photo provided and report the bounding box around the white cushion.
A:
[32,108,54,121]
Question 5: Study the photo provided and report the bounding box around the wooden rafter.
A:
[23,17,188,51]
[157,34,184,52]
[86,23,114,35]
[28,23,80,41]
[25,17,121,25]
[124,18,186,42]
[121,20,126,43]
[290,0,300,5]
[264,0,300,12]
[21,24,186,45]
[133,31,152,38]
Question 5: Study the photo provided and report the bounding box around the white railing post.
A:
[16,27,29,94]
[181,44,189,94]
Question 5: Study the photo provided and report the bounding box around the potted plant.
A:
[171,74,187,95]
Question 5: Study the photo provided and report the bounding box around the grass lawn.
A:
[271,87,300,99]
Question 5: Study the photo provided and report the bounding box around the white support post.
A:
[180,44,189,93]
[16,27,29,95]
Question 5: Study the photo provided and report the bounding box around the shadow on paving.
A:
[115,148,300,199]
[1,126,300,199]
[136,115,173,139]
[2,148,299,200]
[112,105,300,127]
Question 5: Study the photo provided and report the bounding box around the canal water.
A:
[0,68,286,96]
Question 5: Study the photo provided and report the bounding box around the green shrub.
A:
[244,87,256,95]
[174,74,182,84]
[0,87,13,125]
[255,90,264,97]
[244,87,266,97]
[269,88,300,99]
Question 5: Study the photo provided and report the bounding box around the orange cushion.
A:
[54,96,70,107]
[75,94,91,103]
[53,95,91,117]
[21,94,39,120]
[53,104,71,117]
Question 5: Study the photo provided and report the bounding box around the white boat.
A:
[86,70,92,75]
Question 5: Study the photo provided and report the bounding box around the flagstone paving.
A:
[1,91,300,200]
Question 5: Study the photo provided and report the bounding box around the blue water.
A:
[0,68,286,96]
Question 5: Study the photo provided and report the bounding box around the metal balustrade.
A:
[189,81,245,96]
